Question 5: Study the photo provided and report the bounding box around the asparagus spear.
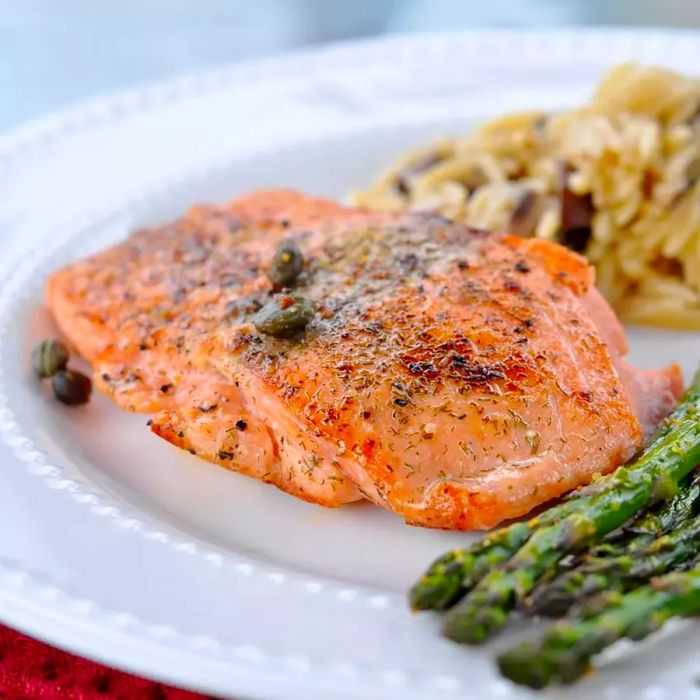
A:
[623,471,700,539]
[564,473,695,566]
[442,374,700,644]
[524,474,700,615]
[498,566,700,689]
[409,373,700,612]
[525,505,700,617]
[410,519,553,610]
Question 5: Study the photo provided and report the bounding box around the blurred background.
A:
[3,0,700,131]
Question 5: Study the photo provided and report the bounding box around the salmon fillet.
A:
[47,190,682,529]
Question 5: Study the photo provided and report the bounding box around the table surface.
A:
[4,0,700,132]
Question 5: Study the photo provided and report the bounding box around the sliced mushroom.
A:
[557,161,595,253]
[509,189,545,237]
[393,151,443,195]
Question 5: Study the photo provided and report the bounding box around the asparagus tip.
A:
[407,580,437,611]
[443,605,507,644]
[408,576,464,611]
[497,642,592,688]
[497,642,550,689]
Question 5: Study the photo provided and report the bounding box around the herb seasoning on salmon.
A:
[46,191,681,529]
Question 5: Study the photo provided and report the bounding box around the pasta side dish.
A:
[353,64,700,328]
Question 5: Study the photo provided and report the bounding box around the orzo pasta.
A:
[352,64,700,328]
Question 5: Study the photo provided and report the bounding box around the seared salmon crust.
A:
[47,190,681,529]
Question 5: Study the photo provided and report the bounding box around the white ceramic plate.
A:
[2,28,700,700]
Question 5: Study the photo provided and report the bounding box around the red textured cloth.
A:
[0,625,217,699]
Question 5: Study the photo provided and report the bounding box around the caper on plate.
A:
[51,369,93,406]
[32,338,69,378]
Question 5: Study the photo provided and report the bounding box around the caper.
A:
[253,295,315,338]
[51,369,92,406]
[268,239,304,288]
[32,339,69,378]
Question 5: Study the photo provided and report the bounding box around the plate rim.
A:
[3,24,700,156]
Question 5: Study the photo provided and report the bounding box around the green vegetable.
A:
[410,522,537,610]
[441,370,700,644]
[615,471,700,541]
[409,503,594,611]
[253,295,315,338]
[410,375,700,613]
[498,566,700,689]
[52,369,92,405]
[268,239,304,288]
[525,507,700,617]
[523,474,700,616]
[32,339,69,378]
